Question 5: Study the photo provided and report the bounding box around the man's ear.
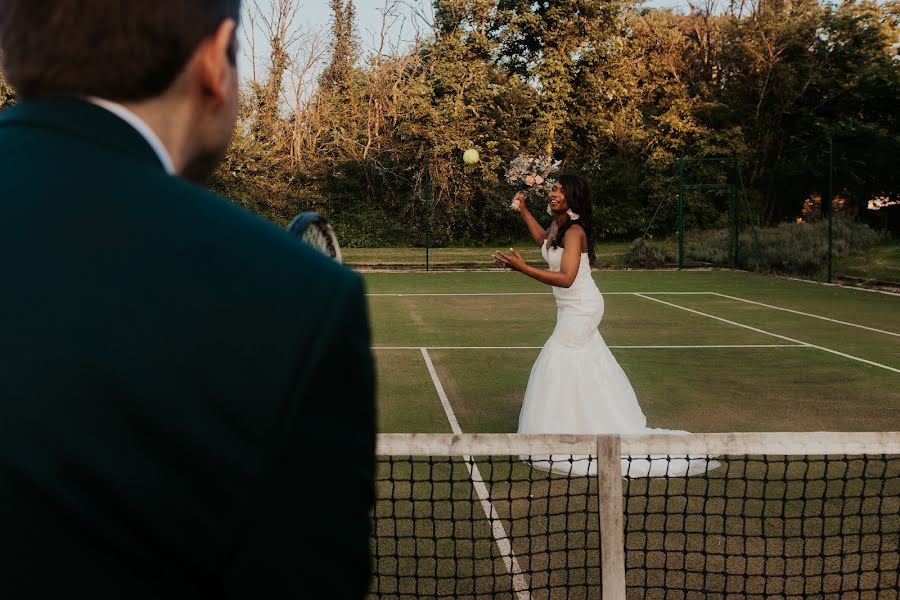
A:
[194,18,237,103]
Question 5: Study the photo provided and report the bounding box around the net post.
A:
[596,435,626,600]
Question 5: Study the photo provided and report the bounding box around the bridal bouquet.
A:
[505,155,561,210]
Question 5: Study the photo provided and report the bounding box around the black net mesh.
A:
[369,453,899,599]
[624,454,900,600]
[371,455,600,598]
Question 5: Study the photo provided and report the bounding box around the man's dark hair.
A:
[0,0,241,101]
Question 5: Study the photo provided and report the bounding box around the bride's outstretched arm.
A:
[493,228,585,288]
[513,193,548,246]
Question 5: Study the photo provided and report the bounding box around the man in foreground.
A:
[0,1,376,597]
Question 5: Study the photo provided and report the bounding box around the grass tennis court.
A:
[363,269,899,599]
[365,269,899,435]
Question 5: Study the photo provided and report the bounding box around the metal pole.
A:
[424,158,430,272]
[732,185,739,268]
[827,137,833,283]
[678,158,685,270]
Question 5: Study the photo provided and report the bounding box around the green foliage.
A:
[0,69,14,110]
[320,0,359,94]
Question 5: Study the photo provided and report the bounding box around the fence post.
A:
[678,158,685,270]
[424,158,431,272]
[827,137,833,283]
[597,435,626,600]
[731,184,739,268]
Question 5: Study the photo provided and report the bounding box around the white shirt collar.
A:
[87,97,176,175]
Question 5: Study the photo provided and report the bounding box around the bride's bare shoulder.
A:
[562,224,587,252]
[563,224,586,240]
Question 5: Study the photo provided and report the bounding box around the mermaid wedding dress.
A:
[517,241,718,477]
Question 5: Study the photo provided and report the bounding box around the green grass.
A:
[364,269,900,598]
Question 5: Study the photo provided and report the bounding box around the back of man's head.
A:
[0,0,241,101]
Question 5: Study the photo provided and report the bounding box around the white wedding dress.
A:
[517,241,718,478]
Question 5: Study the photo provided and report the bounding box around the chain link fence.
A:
[341,155,898,293]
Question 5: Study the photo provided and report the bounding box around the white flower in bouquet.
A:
[505,155,561,211]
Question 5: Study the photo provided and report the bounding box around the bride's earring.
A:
[546,204,554,216]
[567,209,580,220]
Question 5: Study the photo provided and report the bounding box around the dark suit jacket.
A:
[0,98,376,598]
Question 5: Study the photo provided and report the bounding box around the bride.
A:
[492,174,717,478]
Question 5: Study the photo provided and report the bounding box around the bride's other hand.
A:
[493,248,526,272]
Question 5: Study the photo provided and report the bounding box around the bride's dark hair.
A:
[550,173,596,266]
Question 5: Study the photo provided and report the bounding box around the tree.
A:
[0,69,14,110]
[396,0,539,242]
[320,0,360,96]
[718,0,899,222]
[210,0,313,223]
[494,0,623,156]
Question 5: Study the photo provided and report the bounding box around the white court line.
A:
[374,344,808,350]
[420,348,531,598]
[635,295,900,374]
[367,291,712,297]
[712,293,900,338]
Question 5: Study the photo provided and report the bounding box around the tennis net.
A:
[369,433,900,599]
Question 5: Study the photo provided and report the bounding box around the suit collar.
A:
[0,97,168,173]
[87,98,176,175]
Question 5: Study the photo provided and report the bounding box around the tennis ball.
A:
[463,148,480,165]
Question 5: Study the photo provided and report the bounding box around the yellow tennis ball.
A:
[463,148,480,165]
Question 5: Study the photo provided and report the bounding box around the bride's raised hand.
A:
[492,248,527,272]
[510,192,527,213]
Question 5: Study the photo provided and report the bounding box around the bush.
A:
[683,229,736,267]
[627,238,676,268]
[683,217,888,275]
[330,203,419,247]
